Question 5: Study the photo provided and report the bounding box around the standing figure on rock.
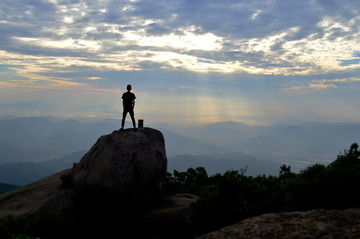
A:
[121,84,136,131]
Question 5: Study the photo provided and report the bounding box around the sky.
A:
[1,0,360,127]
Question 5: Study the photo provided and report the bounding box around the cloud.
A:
[0,101,52,110]
[169,85,196,91]
[282,78,360,94]
[122,27,223,51]
[283,82,337,93]
[85,77,103,81]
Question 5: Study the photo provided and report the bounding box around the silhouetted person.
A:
[121,84,136,131]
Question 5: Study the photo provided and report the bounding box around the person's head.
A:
[127,84,132,91]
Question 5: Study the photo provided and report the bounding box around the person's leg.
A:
[121,111,127,130]
[129,109,136,128]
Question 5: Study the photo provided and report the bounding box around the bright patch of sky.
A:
[1,0,360,126]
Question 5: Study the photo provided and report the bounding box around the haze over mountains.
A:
[0,116,359,186]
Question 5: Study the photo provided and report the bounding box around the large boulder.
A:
[62,127,167,210]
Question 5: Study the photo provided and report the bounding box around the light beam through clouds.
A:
[1,0,360,126]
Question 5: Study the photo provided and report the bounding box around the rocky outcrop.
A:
[62,127,167,210]
[197,208,360,239]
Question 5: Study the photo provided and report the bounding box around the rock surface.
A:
[197,208,360,239]
[62,127,167,209]
[141,194,199,238]
[0,169,73,218]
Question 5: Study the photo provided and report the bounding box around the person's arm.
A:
[132,99,135,108]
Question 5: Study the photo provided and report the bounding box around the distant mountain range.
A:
[159,127,225,157]
[0,182,18,194]
[174,121,360,164]
[0,116,223,163]
[1,116,360,188]
[0,151,85,186]
[0,116,116,164]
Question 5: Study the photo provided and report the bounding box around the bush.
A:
[0,215,20,239]
[0,214,39,239]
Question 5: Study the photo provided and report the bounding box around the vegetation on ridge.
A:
[165,142,360,235]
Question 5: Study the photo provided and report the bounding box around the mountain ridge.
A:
[0,151,85,186]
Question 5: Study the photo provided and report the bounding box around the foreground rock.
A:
[197,208,360,239]
[62,127,167,210]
